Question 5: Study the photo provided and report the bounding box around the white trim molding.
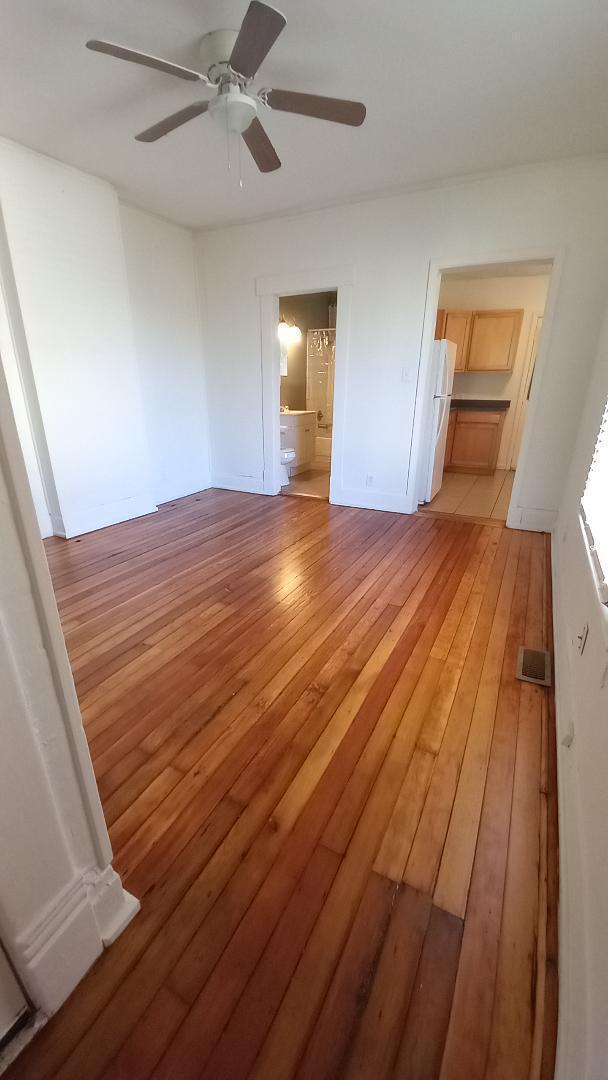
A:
[408,245,565,527]
[255,264,355,298]
[0,354,138,1043]
[505,505,558,533]
[211,473,267,495]
[256,264,355,509]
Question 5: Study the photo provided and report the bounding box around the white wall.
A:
[0,138,156,537]
[196,157,608,527]
[120,204,210,505]
[438,272,550,468]
[552,307,608,1080]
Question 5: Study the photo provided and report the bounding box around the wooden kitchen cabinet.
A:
[446,408,456,465]
[437,307,522,373]
[436,310,472,372]
[443,311,473,372]
[444,409,505,474]
[466,309,523,372]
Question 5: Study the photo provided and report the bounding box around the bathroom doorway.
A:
[278,290,337,500]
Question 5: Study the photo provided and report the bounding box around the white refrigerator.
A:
[422,339,457,503]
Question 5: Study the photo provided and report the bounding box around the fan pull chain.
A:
[238,133,244,189]
[226,111,231,172]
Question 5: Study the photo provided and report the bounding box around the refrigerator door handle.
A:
[435,395,449,441]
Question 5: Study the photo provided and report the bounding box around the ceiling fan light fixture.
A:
[208,86,258,134]
[87,1,366,173]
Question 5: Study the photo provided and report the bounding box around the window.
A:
[581,395,608,604]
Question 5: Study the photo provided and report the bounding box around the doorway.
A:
[417,260,552,523]
[278,291,337,501]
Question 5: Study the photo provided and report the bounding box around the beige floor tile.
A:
[282,466,330,500]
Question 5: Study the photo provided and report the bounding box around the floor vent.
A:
[516,646,552,687]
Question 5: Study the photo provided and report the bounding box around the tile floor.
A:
[422,469,515,521]
[281,463,330,500]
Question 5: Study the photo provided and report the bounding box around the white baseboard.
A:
[506,505,557,532]
[154,477,211,505]
[85,865,140,947]
[10,867,139,1017]
[61,494,158,538]
[12,875,101,1016]
[211,474,268,495]
[330,484,413,514]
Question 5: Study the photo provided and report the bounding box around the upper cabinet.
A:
[466,310,523,372]
[436,307,523,373]
[443,311,472,372]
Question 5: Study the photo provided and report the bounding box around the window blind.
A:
[581,395,608,605]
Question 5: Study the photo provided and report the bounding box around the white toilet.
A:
[279,425,296,486]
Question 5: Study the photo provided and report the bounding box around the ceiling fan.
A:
[86,1,366,173]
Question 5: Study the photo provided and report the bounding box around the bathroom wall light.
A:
[278,318,302,376]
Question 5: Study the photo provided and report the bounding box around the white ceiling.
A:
[2,0,608,230]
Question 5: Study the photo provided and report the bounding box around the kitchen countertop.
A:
[450,398,510,412]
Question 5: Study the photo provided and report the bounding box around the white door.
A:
[510,316,542,469]
[0,946,28,1044]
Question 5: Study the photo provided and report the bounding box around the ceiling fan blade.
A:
[86,40,203,82]
[242,118,281,172]
[135,101,209,142]
[229,2,286,79]
[264,89,366,126]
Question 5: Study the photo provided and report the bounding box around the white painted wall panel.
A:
[0,138,156,537]
[552,307,608,1080]
[119,203,210,505]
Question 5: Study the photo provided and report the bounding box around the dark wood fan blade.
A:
[86,40,203,82]
[265,89,366,126]
[135,102,209,142]
[242,118,281,172]
[229,2,286,79]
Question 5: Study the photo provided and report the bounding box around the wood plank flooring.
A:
[10,489,558,1080]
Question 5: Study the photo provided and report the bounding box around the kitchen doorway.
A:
[278,291,337,501]
[417,260,553,524]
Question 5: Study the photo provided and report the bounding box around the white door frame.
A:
[407,246,564,526]
[508,313,544,470]
[256,265,354,501]
[0,352,138,1032]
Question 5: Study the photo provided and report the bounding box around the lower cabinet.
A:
[444,409,505,474]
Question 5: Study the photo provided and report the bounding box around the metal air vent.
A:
[516,646,552,687]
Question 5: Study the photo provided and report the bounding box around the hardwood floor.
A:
[10,490,558,1080]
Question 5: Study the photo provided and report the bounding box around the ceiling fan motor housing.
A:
[199,29,240,81]
[208,84,258,133]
